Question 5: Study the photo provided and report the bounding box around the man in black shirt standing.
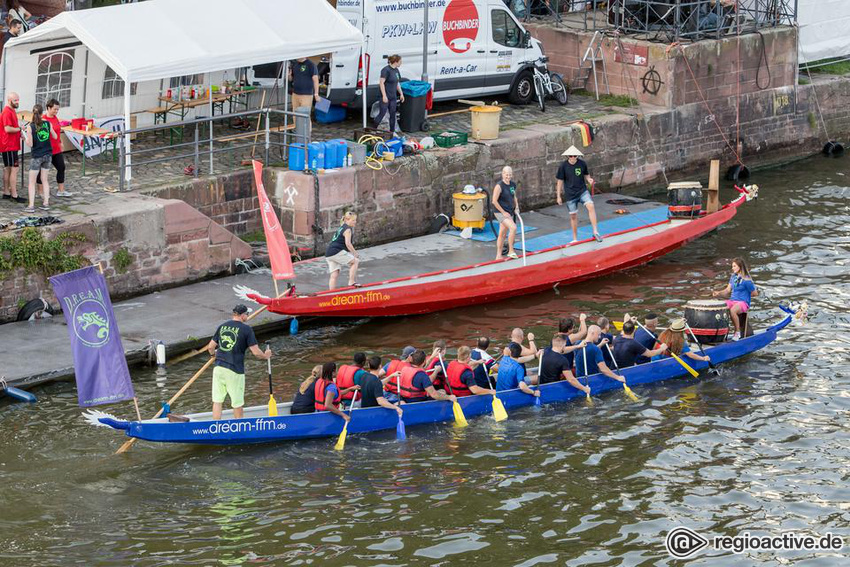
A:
[289,57,319,112]
[555,145,602,243]
[206,304,272,420]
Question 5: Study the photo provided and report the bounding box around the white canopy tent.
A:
[797,0,850,64]
[0,0,364,180]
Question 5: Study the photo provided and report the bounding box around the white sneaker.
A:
[56,191,75,197]
[731,332,741,341]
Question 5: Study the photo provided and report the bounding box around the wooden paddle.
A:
[438,354,468,427]
[265,343,277,416]
[334,389,358,451]
[116,305,274,454]
[604,343,640,402]
[482,358,510,419]
[684,322,720,375]
[632,320,700,378]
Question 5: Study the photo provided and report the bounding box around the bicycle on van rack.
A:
[518,56,569,112]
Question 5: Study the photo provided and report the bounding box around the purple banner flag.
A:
[49,266,135,407]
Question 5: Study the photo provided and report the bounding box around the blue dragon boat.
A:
[96,310,793,446]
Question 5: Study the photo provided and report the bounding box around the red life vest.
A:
[314,377,341,411]
[336,364,360,400]
[446,360,474,397]
[384,359,409,394]
[427,357,445,390]
[399,366,429,401]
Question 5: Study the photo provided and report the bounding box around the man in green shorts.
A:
[206,304,272,420]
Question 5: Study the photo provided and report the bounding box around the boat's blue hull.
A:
[100,315,791,446]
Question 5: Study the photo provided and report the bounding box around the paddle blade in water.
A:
[534,393,541,407]
[492,395,508,422]
[334,423,348,451]
[623,384,640,402]
[452,402,468,428]
[396,415,406,440]
[268,395,278,417]
[671,352,700,378]
[585,391,594,407]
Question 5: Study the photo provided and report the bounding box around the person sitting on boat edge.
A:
[538,335,590,396]
[398,350,457,404]
[471,337,498,389]
[290,365,322,415]
[383,345,415,401]
[447,346,497,397]
[575,325,626,384]
[358,356,403,417]
[596,316,615,368]
[337,352,369,405]
[557,313,588,370]
[207,304,272,420]
[315,361,360,421]
[712,256,758,341]
[555,145,603,243]
[497,343,540,397]
[326,211,360,290]
[633,312,659,364]
[651,318,710,363]
[613,320,668,369]
[492,165,519,260]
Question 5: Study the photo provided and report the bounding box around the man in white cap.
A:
[555,145,602,243]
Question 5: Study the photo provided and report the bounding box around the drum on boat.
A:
[667,182,703,219]
[684,299,729,344]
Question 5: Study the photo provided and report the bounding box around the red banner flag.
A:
[253,160,294,280]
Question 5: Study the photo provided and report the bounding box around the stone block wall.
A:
[525,24,796,108]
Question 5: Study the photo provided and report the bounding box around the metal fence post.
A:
[194,123,200,179]
[118,133,125,192]
[264,108,270,165]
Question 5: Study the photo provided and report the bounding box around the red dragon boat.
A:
[249,187,757,318]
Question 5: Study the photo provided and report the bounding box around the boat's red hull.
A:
[259,199,743,318]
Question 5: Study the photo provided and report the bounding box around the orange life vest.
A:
[399,366,429,401]
[427,357,445,390]
[336,364,360,400]
[384,359,410,394]
[314,377,341,411]
[446,360,474,397]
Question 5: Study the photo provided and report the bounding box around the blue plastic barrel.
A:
[308,142,324,170]
[336,140,349,166]
[288,143,306,171]
[321,141,337,169]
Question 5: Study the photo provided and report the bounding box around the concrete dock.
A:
[0,193,664,392]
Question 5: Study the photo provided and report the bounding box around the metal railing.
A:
[115,106,311,191]
[516,1,797,42]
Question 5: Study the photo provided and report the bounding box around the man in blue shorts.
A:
[555,145,602,243]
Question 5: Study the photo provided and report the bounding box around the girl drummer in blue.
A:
[712,257,758,340]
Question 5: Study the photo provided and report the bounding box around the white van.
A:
[328,0,546,106]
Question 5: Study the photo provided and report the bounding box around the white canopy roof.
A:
[3,0,363,83]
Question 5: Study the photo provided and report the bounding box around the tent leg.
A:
[208,73,213,176]
[361,40,367,129]
[123,90,132,187]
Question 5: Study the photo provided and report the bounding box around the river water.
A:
[1,155,849,566]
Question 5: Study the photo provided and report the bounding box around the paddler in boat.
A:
[326,211,360,290]
[555,146,603,243]
[336,353,369,407]
[424,340,447,391]
[358,356,403,417]
[613,319,668,369]
[557,313,588,370]
[314,361,360,421]
[446,346,497,397]
[650,319,710,363]
[290,364,322,415]
[492,165,519,260]
[574,325,626,384]
[538,335,590,396]
[633,312,659,364]
[471,337,499,389]
[595,316,615,368]
[382,345,415,402]
[711,257,758,341]
[207,304,272,420]
[496,343,540,397]
[504,327,538,363]
[398,350,458,404]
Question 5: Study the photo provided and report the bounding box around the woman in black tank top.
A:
[491,166,519,261]
[290,365,321,414]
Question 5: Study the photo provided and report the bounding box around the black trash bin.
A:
[398,80,431,132]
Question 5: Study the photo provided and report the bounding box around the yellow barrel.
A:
[452,192,486,229]
[470,105,502,140]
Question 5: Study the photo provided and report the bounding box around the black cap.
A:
[233,304,250,315]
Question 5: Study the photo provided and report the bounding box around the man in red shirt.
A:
[1,91,24,203]
[36,98,72,197]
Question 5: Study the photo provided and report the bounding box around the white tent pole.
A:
[208,72,213,175]
[283,64,289,152]
[123,86,131,184]
[361,40,367,129]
